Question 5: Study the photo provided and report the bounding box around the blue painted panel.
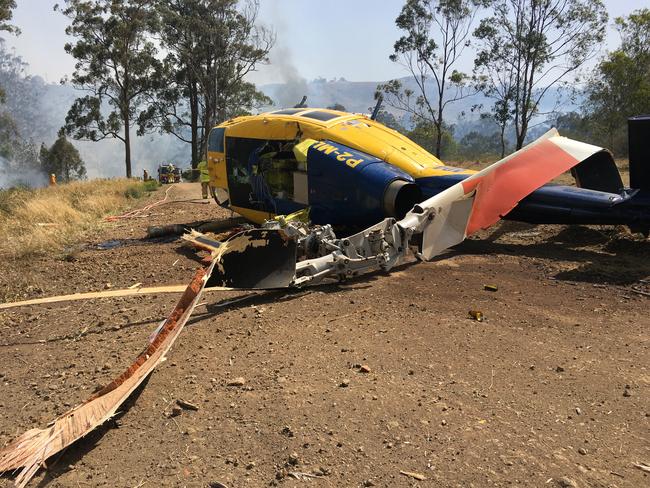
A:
[416,175,468,198]
[306,140,414,226]
[274,198,307,216]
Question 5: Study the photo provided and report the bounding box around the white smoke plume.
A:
[0,155,47,189]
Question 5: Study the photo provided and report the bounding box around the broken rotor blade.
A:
[406,129,611,260]
[205,228,297,289]
[0,261,216,488]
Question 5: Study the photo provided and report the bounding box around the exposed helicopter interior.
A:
[225,135,308,215]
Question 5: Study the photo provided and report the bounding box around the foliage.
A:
[373,110,405,132]
[0,0,17,34]
[474,0,608,150]
[124,177,158,198]
[406,120,457,160]
[583,8,650,155]
[57,0,160,178]
[142,178,160,191]
[456,130,507,160]
[39,135,86,182]
[0,0,17,102]
[0,110,17,158]
[139,0,273,167]
[377,0,480,158]
[0,41,46,141]
[550,111,594,142]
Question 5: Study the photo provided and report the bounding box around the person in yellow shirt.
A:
[197,160,209,199]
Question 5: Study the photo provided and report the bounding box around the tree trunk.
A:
[189,81,199,168]
[516,116,528,150]
[124,113,132,178]
[435,88,445,158]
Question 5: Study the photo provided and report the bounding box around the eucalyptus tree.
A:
[58,0,160,178]
[140,0,273,167]
[377,0,481,158]
[583,8,650,154]
[474,0,607,150]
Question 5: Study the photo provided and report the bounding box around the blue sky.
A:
[6,0,650,84]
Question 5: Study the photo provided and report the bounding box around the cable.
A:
[104,184,175,222]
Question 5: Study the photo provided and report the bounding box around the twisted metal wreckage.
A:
[0,130,637,486]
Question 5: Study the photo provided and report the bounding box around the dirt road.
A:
[0,182,648,487]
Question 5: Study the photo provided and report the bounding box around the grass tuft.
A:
[0,179,158,258]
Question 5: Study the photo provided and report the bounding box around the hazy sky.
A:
[5,0,650,85]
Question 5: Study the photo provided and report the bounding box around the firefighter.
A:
[197,160,209,199]
[49,174,56,186]
[143,169,149,181]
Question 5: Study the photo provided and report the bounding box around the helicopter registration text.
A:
[312,141,364,168]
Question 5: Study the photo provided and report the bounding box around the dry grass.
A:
[0,179,158,258]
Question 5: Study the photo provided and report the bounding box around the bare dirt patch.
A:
[0,182,648,487]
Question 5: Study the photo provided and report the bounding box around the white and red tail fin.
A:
[415,129,609,260]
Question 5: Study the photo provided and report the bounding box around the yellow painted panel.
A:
[230,205,274,225]
[207,151,227,186]
[208,111,478,220]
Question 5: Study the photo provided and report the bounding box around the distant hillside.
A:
[258,76,579,135]
[11,76,578,180]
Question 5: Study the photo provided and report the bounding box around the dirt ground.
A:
[0,182,648,488]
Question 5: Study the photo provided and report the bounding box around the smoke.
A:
[73,133,190,180]
[258,3,308,109]
[0,155,48,189]
[266,44,309,109]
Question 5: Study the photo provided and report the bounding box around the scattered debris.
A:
[0,262,216,488]
[630,287,650,297]
[288,452,300,465]
[288,471,323,480]
[400,470,427,481]
[555,476,578,488]
[208,482,229,488]
[359,364,371,373]
[339,378,350,387]
[167,406,183,418]
[280,425,295,437]
[147,216,246,238]
[0,283,232,310]
[227,377,246,387]
[468,310,484,322]
[484,284,498,292]
[633,462,650,473]
[328,308,370,323]
[176,399,199,411]
[181,230,223,253]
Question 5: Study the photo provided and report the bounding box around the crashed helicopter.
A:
[1,107,649,487]
[201,107,650,289]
